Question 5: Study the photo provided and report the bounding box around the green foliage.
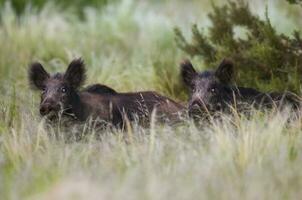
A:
[0,0,113,17]
[175,1,302,93]
[287,0,302,5]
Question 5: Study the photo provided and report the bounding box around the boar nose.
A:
[40,105,50,115]
[215,103,222,111]
[188,100,208,118]
[40,101,60,116]
[190,100,204,110]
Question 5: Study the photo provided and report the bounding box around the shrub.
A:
[175,0,302,93]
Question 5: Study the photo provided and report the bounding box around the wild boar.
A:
[29,58,185,128]
[180,59,300,118]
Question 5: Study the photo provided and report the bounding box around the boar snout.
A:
[188,100,206,117]
[40,101,60,116]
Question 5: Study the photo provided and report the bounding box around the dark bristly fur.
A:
[64,58,86,89]
[29,62,50,90]
[180,58,301,119]
[29,58,185,129]
[84,84,117,95]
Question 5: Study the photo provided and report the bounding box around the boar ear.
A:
[64,58,86,88]
[180,59,197,87]
[28,62,50,90]
[215,58,234,84]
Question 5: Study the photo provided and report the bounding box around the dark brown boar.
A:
[180,58,301,119]
[29,58,185,128]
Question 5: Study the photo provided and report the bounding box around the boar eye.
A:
[42,87,47,94]
[61,87,67,93]
[211,88,215,93]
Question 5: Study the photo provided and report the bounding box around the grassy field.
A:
[1,0,302,199]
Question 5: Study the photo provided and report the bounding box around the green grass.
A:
[0,0,302,199]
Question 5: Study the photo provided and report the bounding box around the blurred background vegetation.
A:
[287,0,302,5]
[0,0,300,97]
[0,0,112,17]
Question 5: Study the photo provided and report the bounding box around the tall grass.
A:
[0,0,302,199]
